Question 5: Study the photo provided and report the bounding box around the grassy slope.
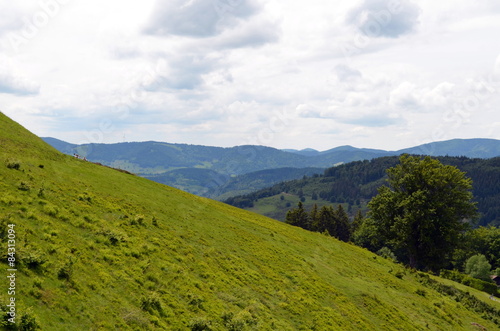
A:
[1,113,500,330]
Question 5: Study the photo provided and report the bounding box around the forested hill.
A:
[225,156,500,227]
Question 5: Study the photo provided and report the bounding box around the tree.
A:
[351,210,364,233]
[334,205,351,242]
[368,155,477,271]
[316,206,335,235]
[285,201,309,229]
[309,204,319,231]
[465,254,491,281]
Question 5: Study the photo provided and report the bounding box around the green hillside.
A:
[2,112,500,330]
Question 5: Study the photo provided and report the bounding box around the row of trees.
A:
[285,202,362,242]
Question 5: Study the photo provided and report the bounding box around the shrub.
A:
[57,260,74,281]
[21,251,47,272]
[18,182,31,192]
[440,269,499,296]
[19,309,40,330]
[189,317,212,331]
[377,247,397,262]
[465,254,491,281]
[140,293,164,316]
[5,159,21,170]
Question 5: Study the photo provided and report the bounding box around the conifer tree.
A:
[285,201,309,229]
[309,203,319,231]
[334,205,351,242]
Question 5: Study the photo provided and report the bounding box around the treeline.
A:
[285,202,359,242]
[225,156,500,227]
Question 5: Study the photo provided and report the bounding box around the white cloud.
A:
[346,0,421,38]
[0,58,39,95]
[0,0,498,151]
[143,0,260,38]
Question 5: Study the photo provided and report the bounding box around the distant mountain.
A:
[43,137,500,198]
[399,138,500,158]
[42,137,77,154]
[281,148,320,156]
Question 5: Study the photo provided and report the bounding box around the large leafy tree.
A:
[368,155,477,271]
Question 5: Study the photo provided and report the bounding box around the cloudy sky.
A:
[0,0,499,151]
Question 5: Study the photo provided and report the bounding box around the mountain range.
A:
[43,137,500,199]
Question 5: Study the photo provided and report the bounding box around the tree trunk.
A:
[409,254,417,269]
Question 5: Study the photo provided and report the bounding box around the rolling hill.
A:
[3,115,500,329]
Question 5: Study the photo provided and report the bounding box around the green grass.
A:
[1,112,500,330]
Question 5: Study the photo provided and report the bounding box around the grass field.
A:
[1,112,500,330]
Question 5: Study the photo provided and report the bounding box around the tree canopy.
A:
[368,155,478,271]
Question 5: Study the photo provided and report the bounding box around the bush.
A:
[19,309,40,330]
[21,251,46,272]
[58,261,74,281]
[440,270,499,295]
[189,318,212,331]
[140,293,164,316]
[376,247,397,262]
[465,254,491,281]
[18,182,31,192]
[5,159,21,170]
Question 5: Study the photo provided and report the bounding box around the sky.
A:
[0,0,499,151]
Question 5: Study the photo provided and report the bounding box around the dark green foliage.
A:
[140,293,164,316]
[352,217,384,252]
[57,260,74,281]
[287,202,351,242]
[455,226,500,270]
[351,210,364,233]
[440,270,499,295]
[20,251,46,272]
[285,201,309,229]
[17,182,31,191]
[6,159,21,170]
[368,155,478,271]
[189,318,212,331]
[377,247,397,262]
[19,310,40,331]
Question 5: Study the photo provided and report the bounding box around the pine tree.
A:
[334,205,351,242]
[309,204,319,231]
[351,210,364,233]
[285,201,309,229]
